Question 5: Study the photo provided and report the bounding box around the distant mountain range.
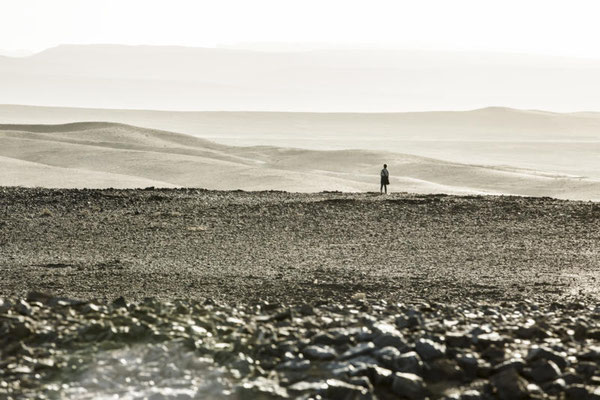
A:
[2,104,600,142]
[1,44,600,111]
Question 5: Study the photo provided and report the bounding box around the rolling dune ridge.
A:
[1,121,599,199]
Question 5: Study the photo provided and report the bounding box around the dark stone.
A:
[480,345,505,363]
[476,361,493,379]
[490,368,529,400]
[579,346,600,362]
[287,381,328,395]
[574,323,588,341]
[526,360,561,383]
[589,387,600,400]
[541,378,566,396]
[391,372,427,400]
[298,303,314,316]
[459,389,484,400]
[445,332,471,348]
[324,379,370,399]
[276,358,311,371]
[474,332,506,349]
[424,359,464,382]
[457,354,479,379]
[112,296,128,309]
[415,338,446,361]
[393,351,423,375]
[15,300,32,316]
[81,303,102,314]
[373,334,407,351]
[396,315,420,329]
[587,329,600,340]
[273,309,292,321]
[339,342,375,361]
[348,376,373,392]
[526,346,568,370]
[236,377,288,399]
[303,345,337,361]
[312,332,347,346]
[326,361,357,377]
[8,322,32,341]
[492,358,524,375]
[565,384,589,400]
[372,346,401,369]
[367,365,394,386]
[516,324,549,339]
[575,361,598,377]
[562,372,584,385]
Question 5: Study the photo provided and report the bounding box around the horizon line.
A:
[2,103,599,115]
[3,43,600,62]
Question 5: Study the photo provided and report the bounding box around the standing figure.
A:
[380,164,390,194]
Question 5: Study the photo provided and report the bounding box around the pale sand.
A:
[2,105,600,181]
[1,122,599,200]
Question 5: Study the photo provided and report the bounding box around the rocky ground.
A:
[1,188,599,303]
[1,293,600,399]
[1,187,599,399]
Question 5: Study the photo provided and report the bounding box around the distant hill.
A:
[1,44,600,111]
[2,104,600,142]
[2,104,600,183]
[1,121,599,200]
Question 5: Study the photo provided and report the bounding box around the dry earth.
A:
[1,187,599,304]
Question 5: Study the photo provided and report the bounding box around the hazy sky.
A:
[2,0,600,58]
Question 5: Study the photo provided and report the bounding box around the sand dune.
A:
[1,122,599,200]
[3,105,600,142]
[0,156,177,189]
[2,104,600,181]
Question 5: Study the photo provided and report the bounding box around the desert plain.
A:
[1,100,600,399]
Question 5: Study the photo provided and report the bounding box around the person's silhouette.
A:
[380,164,389,194]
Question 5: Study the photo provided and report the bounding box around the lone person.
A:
[380,164,390,194]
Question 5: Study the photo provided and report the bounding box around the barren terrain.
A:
[2,121,600,200]
[1,188,599,304]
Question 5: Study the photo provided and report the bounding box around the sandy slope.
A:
[0,156,176,189]
[1,121,600,200]
[2,105,600,181]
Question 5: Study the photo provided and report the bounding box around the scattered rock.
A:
[526,346,568,370]
[324,379,369,399]
[1,293,600,399]
[491,368,529,400]
[394,351,423,375]
[391,372,427,400]
[237,377,288,399]
[287,381,328,395]
[565,384,589,400]
[415,338,446,361]
[303,345,337,361]
[339,342,375,361]
[526,360,561,383]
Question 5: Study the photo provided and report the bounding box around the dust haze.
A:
[2,45,600,112]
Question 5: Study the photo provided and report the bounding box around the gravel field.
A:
[1,188,600,399]
[0,188,599,304]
